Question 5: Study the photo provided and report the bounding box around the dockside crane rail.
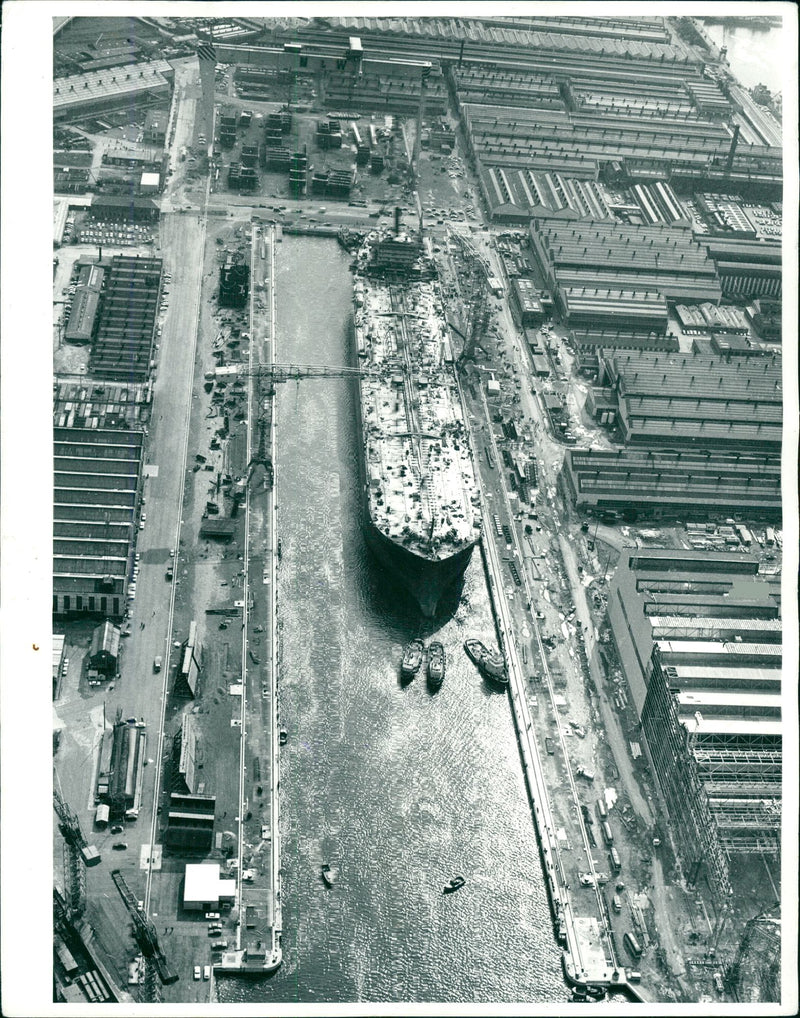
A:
[53,787,101,920]
[110,869,178,995]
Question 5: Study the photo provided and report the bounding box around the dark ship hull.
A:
[364,517,475,618]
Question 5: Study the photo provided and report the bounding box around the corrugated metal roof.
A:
[686,717,782,736]
[677,690,781,708]
[657,639,781,657]
[90,620,120,660]
[671,665,781,682]
[650,616,781,633]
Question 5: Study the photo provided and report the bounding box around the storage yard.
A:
[47,13,788,1010]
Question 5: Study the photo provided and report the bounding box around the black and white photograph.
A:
[0,2,797,1013]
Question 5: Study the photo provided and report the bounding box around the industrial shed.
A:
[53,424,144,619]
[165,793,216,851]
[199,517,237,541]
[88,621,120,675]
[561,446,781,521]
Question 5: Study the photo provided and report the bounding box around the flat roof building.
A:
[183,864,237,912]
[144,108,167,145]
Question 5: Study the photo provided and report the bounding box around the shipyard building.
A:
[561,445,780,522]
[607,549,782,889]
[53,380,150,621]
[89,255,163,381]
[529,216,721,353]
[53,60,174,121]
[565,340,782,520]
[589,348,782,452]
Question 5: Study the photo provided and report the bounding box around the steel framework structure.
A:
[640,647,731,896]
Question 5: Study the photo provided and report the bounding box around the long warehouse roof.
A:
[54,60,173,112]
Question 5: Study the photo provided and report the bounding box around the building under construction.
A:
[607,548,782,891]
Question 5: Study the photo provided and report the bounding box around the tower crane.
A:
[111,869,178,1002]
[53,786,101,920]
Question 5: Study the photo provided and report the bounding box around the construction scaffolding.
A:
[725,903,781,1003]
[689,728,781,855]
[640,647,731,896]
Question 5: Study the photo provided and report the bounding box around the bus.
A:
[601,821,614,846]
[624,932,643,959]
[609,847,622,874]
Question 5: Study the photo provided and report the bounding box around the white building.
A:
[183,863,237,912]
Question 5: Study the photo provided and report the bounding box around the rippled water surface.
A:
[218,237,566,1004]
[703,21,786,94]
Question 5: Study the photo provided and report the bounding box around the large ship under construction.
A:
[352,215,482,617]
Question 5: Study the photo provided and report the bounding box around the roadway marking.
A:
[140,844,162,870]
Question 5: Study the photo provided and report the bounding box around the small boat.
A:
[443,875,465,894]
[321,863,339,888]
[427,641,445,689]
[400,639,424,680]
[463,639,508,685]
[584,985,606,1000]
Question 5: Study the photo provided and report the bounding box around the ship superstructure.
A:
[353,228,481,616]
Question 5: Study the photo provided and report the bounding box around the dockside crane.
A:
[246,374,276,489]
[53,786,101,920]
[111,869,178,1003]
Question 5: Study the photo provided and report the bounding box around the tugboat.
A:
[463,638,508,686]
[427,640,445,690]
[321,863,339,888]
[400,639,424,681]
[443,875,466,894]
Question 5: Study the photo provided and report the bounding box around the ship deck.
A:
[354,267,480,561]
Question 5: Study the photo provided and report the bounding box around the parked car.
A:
[193,966,201,981]
[203,965,211,981]
[112,842,128,851]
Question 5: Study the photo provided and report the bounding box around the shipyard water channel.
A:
[218,236,566,1003]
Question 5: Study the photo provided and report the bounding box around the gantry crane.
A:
[246,373,275,489]
[53,786,101,920]
[53,886,71,934]
[222,362,380,488]
[111,870,178,1003]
